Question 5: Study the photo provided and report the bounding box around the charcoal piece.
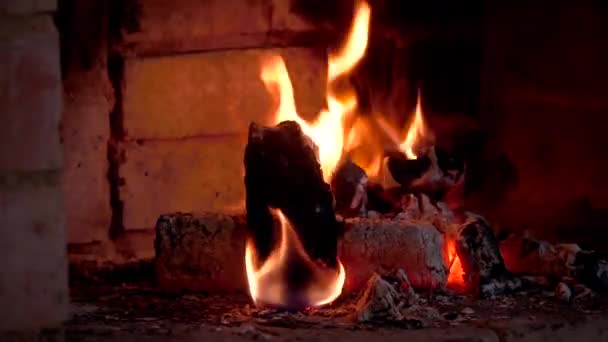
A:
[575,251,608,292]
[244,121,341,268]
[386,146,465,200]
[455,213,521,297]
[330,159,368,217]
[365,183,402,214]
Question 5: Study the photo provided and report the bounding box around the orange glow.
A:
[446,239,465,288]
[245,210,346,308]
[399,91,427,159]
[262,1,371,181]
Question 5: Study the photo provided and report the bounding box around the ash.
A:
[68,278,608,341]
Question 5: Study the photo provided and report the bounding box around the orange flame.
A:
[262,1,371,181]
[399,91,427,159]
[446,239,465,289]
[245,209,346,308]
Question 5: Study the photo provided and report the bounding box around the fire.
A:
[245,209,346,308]
[399,91,427,159]
[262,0,371,181]
[446,239,465,288]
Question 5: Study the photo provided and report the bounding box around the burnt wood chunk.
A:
[386,147,465,200]
[455,213,521,297]
[331,159,368,217]
[244,121,341,268]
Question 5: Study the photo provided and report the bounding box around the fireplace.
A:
[3,0,608,340]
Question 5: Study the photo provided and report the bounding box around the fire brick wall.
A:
[478,0,608,249]
[62,0,330,262]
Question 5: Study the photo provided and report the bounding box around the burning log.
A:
[154,213,450,294]
[386,147,465,200]
[244,121,341,268]
[454,213,521,297]
[330,159,368,217]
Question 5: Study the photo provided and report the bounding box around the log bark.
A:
[155,213,449,294]
[244,121,340,268]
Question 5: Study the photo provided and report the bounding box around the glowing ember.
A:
[245,209,346,308]
[262,0,371,181]
[446,239,465,288]
[399,91,427,160]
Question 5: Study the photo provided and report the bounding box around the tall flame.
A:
[245,210,346,308]
[399,91,427,159]
[262,0,371,181]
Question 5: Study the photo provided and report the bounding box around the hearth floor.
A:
[67,285,608,341]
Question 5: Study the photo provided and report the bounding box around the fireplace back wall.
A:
[60,0,608,264]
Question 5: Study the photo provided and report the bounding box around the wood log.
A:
[244,121,341,268]
[155,213,449,294]
[330,159,368,217]
[386,146,465,200]
[455,213,521,297]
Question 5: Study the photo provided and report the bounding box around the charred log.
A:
[330,159,368,217]
[365,183,401,214]
[244,121,341,268]
[574,251,608,292]
[386,146,465,200]
[455,213,521,297]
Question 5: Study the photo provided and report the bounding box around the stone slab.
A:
[122,47,326,140]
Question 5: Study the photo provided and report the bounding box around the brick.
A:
[121,0,319,53]
[271,0,315,32]
[0,0,55,15]
[0,15,62,171]
[123,47,326,140]
[0,170,68,331]
[119,136,248,230]
[60,0,114,244]
[122,0,269,52]
[62,71,113,244]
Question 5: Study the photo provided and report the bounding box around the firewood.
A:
[455,213,521,297]
[386,146,465,200]
[330,159,368,217]
[244,121,341,269]
[155,213,450,294]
